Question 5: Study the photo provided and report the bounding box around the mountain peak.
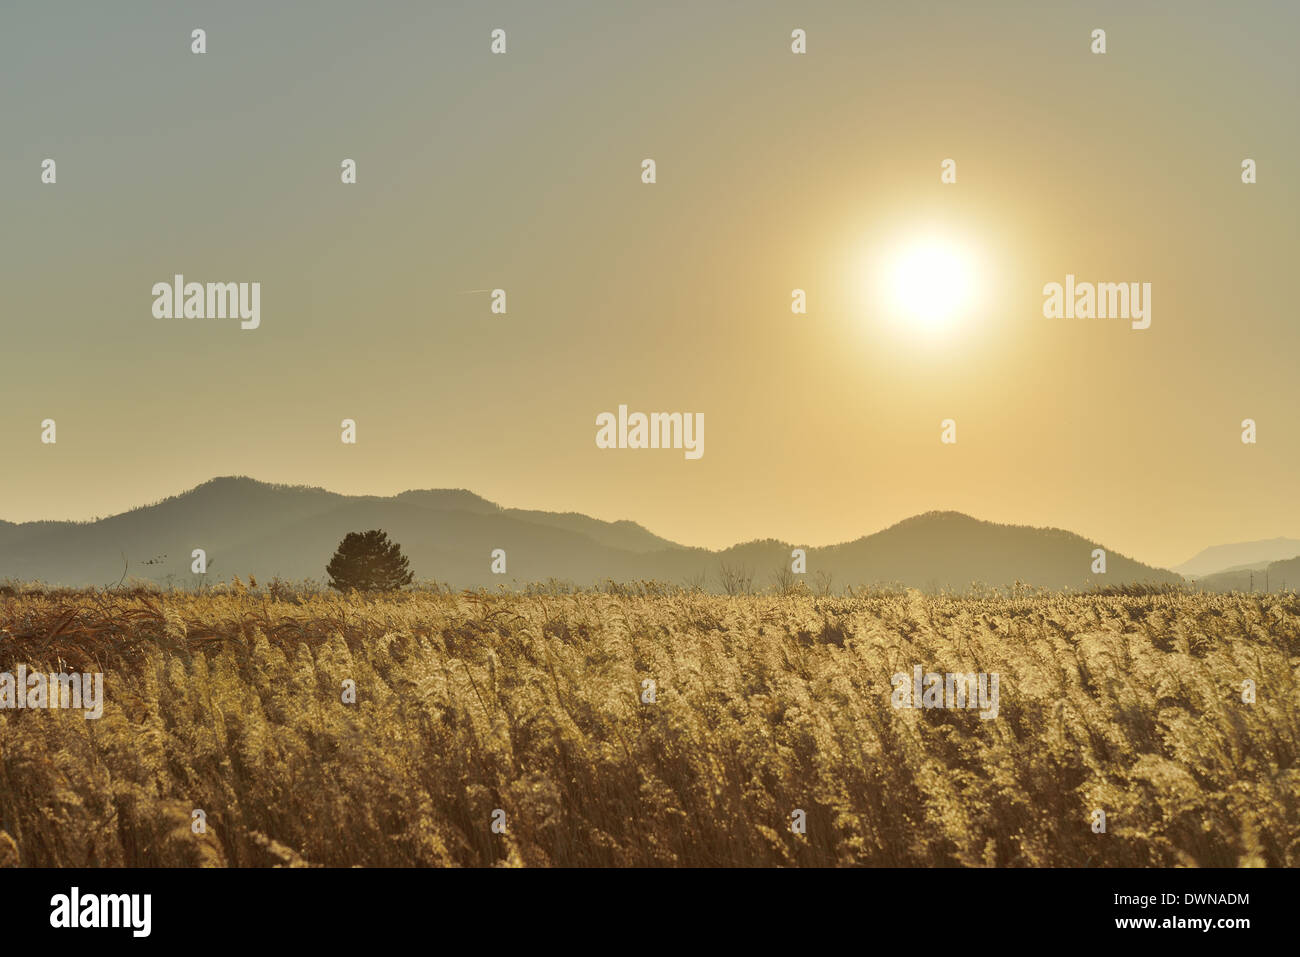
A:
[394,489,500,513]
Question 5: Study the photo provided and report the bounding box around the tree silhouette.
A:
[326,530,414,591]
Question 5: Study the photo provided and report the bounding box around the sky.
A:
[2,0,1297,570]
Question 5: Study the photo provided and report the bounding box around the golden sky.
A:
[2,0,1296,570]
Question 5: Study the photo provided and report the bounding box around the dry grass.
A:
[1,583,1297,867]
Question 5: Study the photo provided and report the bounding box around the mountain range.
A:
[1173,538,1300,578]
[0,476,1212,592]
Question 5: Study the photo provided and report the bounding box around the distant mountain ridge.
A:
[1173,537,1300,579]
[1190,553,1300,593]
[0,476,1184,591]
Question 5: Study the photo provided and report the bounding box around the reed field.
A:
[1,581,1297,868]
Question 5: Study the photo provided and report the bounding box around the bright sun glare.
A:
[886,237,976,332]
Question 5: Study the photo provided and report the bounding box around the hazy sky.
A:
[2,0,1296,569]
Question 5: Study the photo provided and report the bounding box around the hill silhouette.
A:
[0,476,1183,591]
[1173,537,1300,578]
[1194,553,1300,593]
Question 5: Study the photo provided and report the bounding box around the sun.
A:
[884,236,977,332]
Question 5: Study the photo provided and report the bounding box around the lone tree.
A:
[326,530,414,591]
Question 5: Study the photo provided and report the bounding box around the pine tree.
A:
[326,530,414,591]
